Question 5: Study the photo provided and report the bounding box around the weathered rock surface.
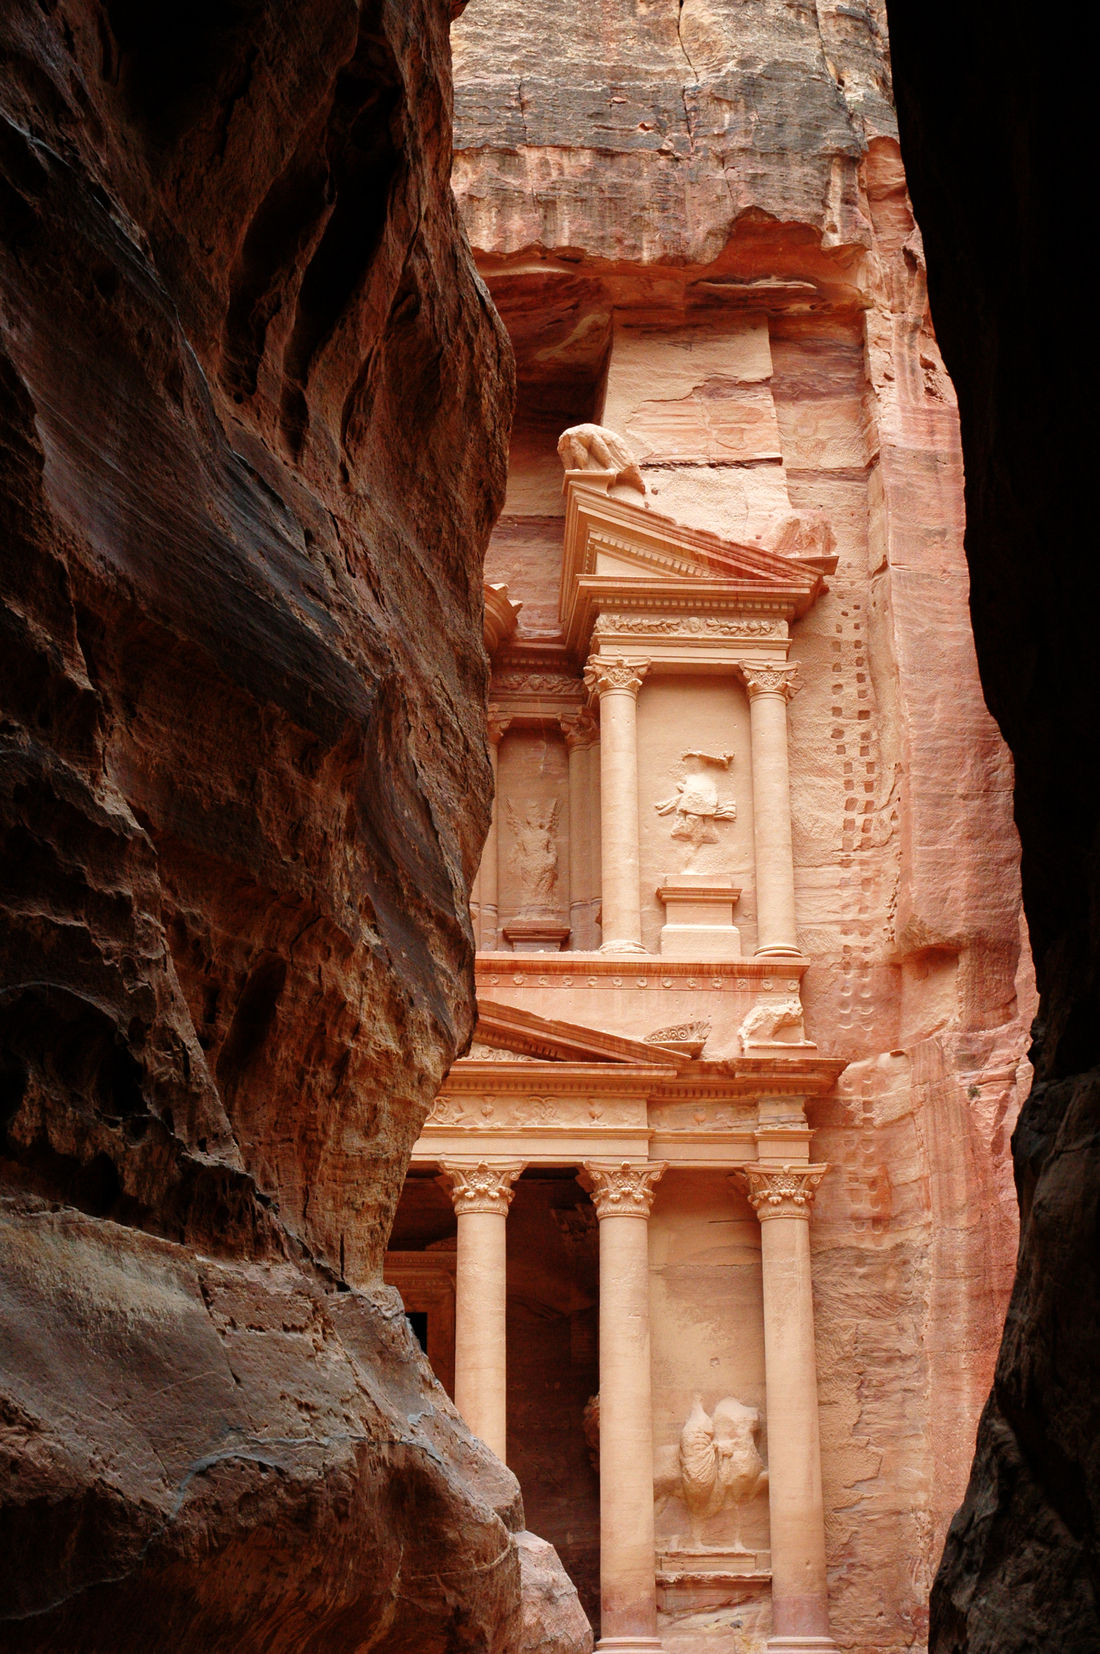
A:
[886,2,1099,1649]
[452,3,1031,1647]
[1,3,585,1648]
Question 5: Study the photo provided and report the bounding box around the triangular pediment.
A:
[560,475,828,652]
[460,999,682,1069]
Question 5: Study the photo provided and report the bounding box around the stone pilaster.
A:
[583,657,650,955]
[439,1158,524,1461]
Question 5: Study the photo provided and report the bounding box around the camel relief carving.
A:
[654,1395,768,1554]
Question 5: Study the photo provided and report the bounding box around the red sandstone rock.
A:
[0,3,586,1648]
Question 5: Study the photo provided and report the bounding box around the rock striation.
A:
[0,4,586,1649]
[887,2,1099,1648]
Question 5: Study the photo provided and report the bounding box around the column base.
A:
[596,1640,666,1653]
[766,1639,838,1652]
[599,939,649,955]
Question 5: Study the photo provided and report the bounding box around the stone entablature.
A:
[411,1000,843,1174]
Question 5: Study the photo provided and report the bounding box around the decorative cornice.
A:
[580,1159,667,1218]
[736,1162,827,1220]
[438,1160,524,1215]
[560,708,599,750]
[583,655,651,697]
[740,662,801,701]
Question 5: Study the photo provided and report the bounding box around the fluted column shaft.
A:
[439,1160,524,1461]
[584,657,650,955]
[739,1164,835,1654]
[582,1160,667,1654]
[742,664,800,956]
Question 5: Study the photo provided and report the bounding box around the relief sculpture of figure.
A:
[557,423,646,494]
[507,798,561,913]
[654,750,737,868]
[655,1395,768,1553]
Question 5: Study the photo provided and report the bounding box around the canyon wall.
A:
[451,2,1032,1647]
[0,4,588,1649]
[886,2,1099,1649]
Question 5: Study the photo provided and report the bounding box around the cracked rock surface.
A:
[0,3,587,1648]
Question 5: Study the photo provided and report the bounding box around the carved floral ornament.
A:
[486,708,512,745]
[736,1162,828,1220]
[582,656,651,698]
[581,1159,668,1218]
[560,708,599,750]
[439,1160,524,1215]
[739,662,801,701]
[595,613,782,638]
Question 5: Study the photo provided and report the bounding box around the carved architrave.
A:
[581,1159,667,1218]
[736,1162,827,1220]
[560,707,599,750]
[739,662,801,701]
[583,655,651,699]
[439,1160,524,1215]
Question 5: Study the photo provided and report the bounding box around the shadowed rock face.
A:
[0,5,589,1650]
[886,2,1099,1649]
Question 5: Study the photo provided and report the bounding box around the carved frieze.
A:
[737,1163,827,1220]
[581,1159,667,1218]
[595,613,782,638]
[491,671,581,699]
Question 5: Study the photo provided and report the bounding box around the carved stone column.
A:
[479,710,511,949]
[562,708,600,949]
[741,664,800,957]
[581,1159,668,1653]
[439,1159,524,1461]
[583,657,650,954]
[738,1164,835,1653]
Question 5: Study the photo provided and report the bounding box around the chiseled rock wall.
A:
[0,5,586,1649]
[452,3,1031,1648]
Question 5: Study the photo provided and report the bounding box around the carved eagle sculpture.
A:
[675,1395,768,1552]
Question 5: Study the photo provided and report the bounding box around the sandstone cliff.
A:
[887,2,1099,1648]
[0,5,587,1649]
[452,3,1031,1647]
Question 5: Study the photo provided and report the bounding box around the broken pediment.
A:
[462,999,683,1069]
[558,460,833,655]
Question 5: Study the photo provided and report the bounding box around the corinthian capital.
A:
[486,707,512,746]
[583,656,651,699]
[560,708,599,750]
[439,1160,524,1215]
[580,1159,667,1219]
[740,662,801,701]
[736,1162,827,1221]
